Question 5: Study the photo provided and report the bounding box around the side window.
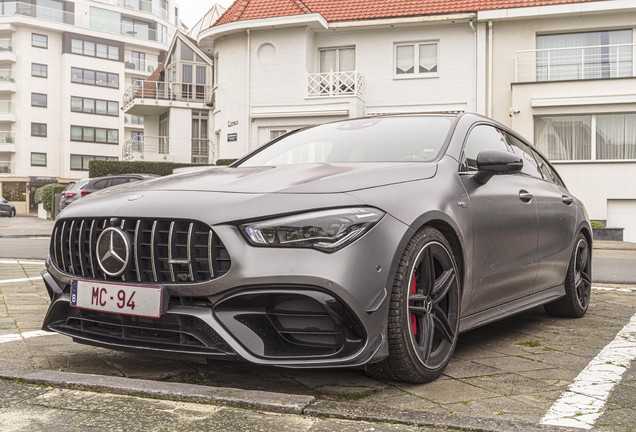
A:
[532,149,566,188]
[110,178,129,186]
[462,125,509,171]
[94,180,109,189]
[505,133,542,179]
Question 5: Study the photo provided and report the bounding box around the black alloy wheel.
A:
[545,232,591,318]
[373,226,460,383]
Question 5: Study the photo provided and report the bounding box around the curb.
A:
[0,235,51,238]
[0,369,585,432]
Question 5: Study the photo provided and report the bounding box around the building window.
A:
[71,126,119,144]
[71,97,119,116]
[31,123,47,137]
[31,153,47,167]
[70,154,118,171]
[130,115,144,125]
[71,68,119,88]
[32,63,48,78]
[71,38,119,60]
[32,34,48,49]
[270,129,289,141]
[319,47,355,73]
[395,42,438,75]
[537,30,633,81]
[535,113,636,161]
[131,51,145,71]
[131,130,144,151]
[31,93,47,108]
[159,112,169,154]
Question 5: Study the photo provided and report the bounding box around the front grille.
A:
[60,309,233,354]
[51,218,231,284]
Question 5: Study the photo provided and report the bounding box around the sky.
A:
[178,0,235,28]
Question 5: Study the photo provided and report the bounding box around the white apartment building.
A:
[481,0,636,240]
[0,0,183,214]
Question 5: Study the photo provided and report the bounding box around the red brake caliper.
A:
[410,276,417,336]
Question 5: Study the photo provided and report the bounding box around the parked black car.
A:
[0,197,15,217]
[41,114,591,383]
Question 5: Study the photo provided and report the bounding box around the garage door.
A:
[607,199,636,243]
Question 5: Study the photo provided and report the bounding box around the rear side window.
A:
[462,125,509,171]
[93,179,110,189]
[531,149,566,188]
[110,178,129,186]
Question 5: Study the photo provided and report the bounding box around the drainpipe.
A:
[469,20,477,114]
[246,29,251,151]
[488,20,493,119]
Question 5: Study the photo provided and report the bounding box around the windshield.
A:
[239,116,453,167]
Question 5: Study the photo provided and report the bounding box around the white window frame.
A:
[318,46,356,73]
[394,41,439,79]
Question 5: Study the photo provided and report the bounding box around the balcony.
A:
[307,70,363,98]
[0,39,16,62]
[124,57,160,74]
[0,70,16,92]
[515,43,635,83]
[0,161,14,174]
[0,101,15,122]
[117,0,168,21]
[0,1,171,43]
[0,131,15,152]
[123,135,213,164]
[122,81,214,115]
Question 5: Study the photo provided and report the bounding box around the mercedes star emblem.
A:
[96,227,131,277]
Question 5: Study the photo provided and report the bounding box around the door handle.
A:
[519,190,534,203]
[562,195,574,205]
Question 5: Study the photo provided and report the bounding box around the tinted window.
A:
[532,149,566,188]
[505,133,542,179]
[238,117,453,166]
[110,178,129,186]
[462,125,509,171]
[93,180,110,189]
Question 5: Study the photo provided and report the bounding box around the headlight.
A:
[241,207,385,252]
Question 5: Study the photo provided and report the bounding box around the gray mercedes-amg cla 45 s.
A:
[42,113,592,383]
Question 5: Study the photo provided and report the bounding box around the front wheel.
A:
[10,208,15,218]
[544,232,591,318]
[374,226,460,383]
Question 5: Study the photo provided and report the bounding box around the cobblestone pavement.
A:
[1,259,634,431]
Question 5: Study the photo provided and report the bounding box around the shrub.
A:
[215,158,239,166]
[590,221,605,229]
[89,160,206,178]
[34,184,66,212]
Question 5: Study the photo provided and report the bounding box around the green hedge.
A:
[88,160,207,178]
[590,221,605,229]
[215,158,238,166]
[34,184,66,212]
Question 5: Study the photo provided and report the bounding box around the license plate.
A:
[70,280,163,318]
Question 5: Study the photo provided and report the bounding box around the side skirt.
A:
[459,284,565,333]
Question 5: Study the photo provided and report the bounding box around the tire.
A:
[373,226,461,383]
[10,209,15,218]
[544,232,591,318]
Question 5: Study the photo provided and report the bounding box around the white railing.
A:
[0,131,14,143]
[0,69,15,83]
[0,161,14,174]
[123,81,214,109]
[515,43,635,83]
[0,101,15,113]
[123,136,214,164]
[124,57,160,73]
[308,70,363,97]
[117,0,168,21]
[0,1,171,43]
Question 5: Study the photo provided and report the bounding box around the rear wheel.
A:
[373,226,460,383]
[544,232,591,318]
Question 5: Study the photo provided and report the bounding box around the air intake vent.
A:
[51,218,230,284]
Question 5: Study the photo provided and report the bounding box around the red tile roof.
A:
[214,0,598,26]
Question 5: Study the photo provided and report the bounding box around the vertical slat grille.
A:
[50,218,229,284]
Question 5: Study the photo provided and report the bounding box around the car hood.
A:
[109,162,438,195]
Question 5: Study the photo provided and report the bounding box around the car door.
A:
[527,147,578,292]
[459,124,539,315]
[0,198,8,215]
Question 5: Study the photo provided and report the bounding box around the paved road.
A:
[0,238,50,260]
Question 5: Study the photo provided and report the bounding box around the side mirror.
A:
[473,149,523,184]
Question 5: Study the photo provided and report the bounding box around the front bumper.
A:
[41,213,410,367]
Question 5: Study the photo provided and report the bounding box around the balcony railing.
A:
[0,161,14,174]
[124,57,160,73]
[308,70,363,97]
[123,136,214,164]
[0,101,15,113]
[0,38,14,52]
[0,131,14,143]
[0,2,171,43]
[0,69,15,83]
[123,81,214,109]
[117,0,168,21]
[515,43,635,83]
